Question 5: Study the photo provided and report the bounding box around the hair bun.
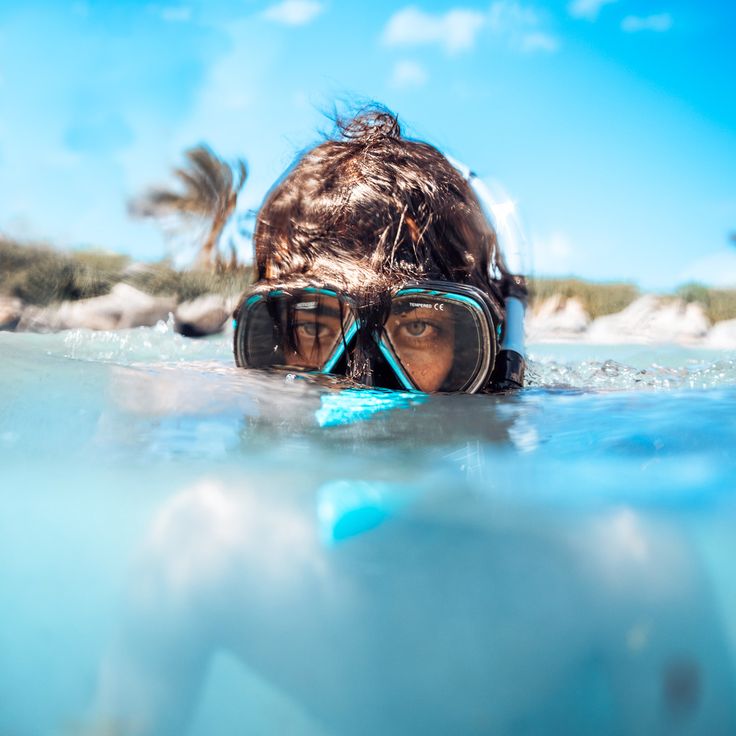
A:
[336,106,401,143]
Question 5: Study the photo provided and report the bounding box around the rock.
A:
[586,296,710,345]
[526,296,590,342]
[174,294,230,338]
[682,302,711,340]
[17,283,176,332]
[704,319,736,349]
[0,296,23,331]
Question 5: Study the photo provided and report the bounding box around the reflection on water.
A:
[1,329,736,734]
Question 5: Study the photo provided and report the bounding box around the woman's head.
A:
[253,108,503,298]
[235,106,524,392]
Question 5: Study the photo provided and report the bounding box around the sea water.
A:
[1,325,736,735]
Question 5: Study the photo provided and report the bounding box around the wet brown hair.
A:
[253,107,505,303]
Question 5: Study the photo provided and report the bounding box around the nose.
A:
[346,337,409,391]
[345,335,377,387]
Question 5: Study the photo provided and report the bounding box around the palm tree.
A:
[131,145,247,270]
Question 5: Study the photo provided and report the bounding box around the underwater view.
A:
[2,326,736,735]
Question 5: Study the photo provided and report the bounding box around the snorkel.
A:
[447,158,527,390]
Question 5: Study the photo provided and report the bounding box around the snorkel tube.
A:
[448,158,527,390]
[491,279,526,390]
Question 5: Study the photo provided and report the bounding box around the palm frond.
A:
[130,145,248,269]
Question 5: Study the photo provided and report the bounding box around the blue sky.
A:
[0,0,734,289]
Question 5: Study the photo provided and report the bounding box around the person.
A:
[233,108,526,393]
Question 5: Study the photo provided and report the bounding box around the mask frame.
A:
[233,280,502,393]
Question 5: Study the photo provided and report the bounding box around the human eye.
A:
[295,321,318,338]
[388,314,446,348]
[296,319,337,339]
[402,320,435,339]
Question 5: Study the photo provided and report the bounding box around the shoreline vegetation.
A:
[5,145,734,344]
[2,237,736,346]
[4,235,736,321]
[0,238,252,307]
[0,238,251,336]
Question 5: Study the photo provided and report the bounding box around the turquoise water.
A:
[2,325,736,735]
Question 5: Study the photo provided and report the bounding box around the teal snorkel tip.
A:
[501,296,525,356]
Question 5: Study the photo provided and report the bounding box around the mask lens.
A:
[241,298,284,367]
[241,292,353,371]
[384,293,490,392]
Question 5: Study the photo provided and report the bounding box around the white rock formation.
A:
[175,294,230,337]
[586,296,710,345]
[526,296,590,342]
[18,283,176,332]
[0,296,23,331]
[704,318,736,349]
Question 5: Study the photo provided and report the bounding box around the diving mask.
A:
[233,281,512,393]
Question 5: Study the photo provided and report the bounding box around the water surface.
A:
[2,326,735,735]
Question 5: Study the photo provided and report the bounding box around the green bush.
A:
[0,240,124,305]
[528,278,736,323]
[529,278,639,319]
[0,238,252,306]
[124,263,252,302]
[675,282,736,323]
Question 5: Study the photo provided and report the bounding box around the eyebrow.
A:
[292,304,343,320]
[392,304,432,316]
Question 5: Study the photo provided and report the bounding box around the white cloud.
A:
[382,3,558,55]
[382,7,486,55]
[487,1,560,54]
[567,0,617,21]
[390,60,428,88]
[520,31,559,53]
[262,0,324,26]
[487,0,539,33]
[621,13,673,33]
